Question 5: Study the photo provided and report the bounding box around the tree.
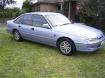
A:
[63,0,105,17]
[78,0,105,31]
[22,0,32,12]
[79,0,105,18]
[0,0,16,9]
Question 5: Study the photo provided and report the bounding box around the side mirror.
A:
[43,24,51,29]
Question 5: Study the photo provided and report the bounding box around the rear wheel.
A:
[13,30,22,41]
[57,38,76,56]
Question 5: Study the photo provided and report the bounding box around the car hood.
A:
[53,23,103,38]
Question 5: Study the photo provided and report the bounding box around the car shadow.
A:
[74,49,104,57]
[23,39,57,50]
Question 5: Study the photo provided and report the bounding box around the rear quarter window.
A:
[14,15,24,24]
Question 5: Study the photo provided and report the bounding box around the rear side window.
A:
[14,14,33,26]
[22,14,32,26]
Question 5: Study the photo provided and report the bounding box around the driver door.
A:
[31,14,56,45]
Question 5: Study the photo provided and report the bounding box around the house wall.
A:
[40,4,58,12]
[32,4,40,12]
[38,0,63,3]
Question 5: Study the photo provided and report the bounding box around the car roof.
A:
[24,12,60,16]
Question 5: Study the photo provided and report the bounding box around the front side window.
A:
[32,14,48,27]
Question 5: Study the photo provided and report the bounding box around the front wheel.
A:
[57,38,76,56]
[13,30,22,41]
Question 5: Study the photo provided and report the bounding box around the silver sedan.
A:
[7,12,105,55]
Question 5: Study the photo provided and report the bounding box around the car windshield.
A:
[45,13,71,27]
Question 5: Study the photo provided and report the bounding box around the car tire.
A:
[57,38,76,56]
[13,30,22,41]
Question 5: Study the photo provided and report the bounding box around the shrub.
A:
[79,13,105,32]
[0,8,22,18]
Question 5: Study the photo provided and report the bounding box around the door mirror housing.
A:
[43,24,51,29]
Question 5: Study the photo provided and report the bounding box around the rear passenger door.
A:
[14,14,35,40]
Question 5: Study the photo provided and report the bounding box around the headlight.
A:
[86,35,104,42]
[86,38,98,42]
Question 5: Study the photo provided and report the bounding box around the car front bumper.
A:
[75,39,105,52]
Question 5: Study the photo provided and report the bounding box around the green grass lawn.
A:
[0,27,105,78]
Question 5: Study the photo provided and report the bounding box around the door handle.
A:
[18,26,21,28]
[31,28,34,30]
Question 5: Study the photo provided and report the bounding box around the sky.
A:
[6,0,25,9]
[6,0,37,9]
